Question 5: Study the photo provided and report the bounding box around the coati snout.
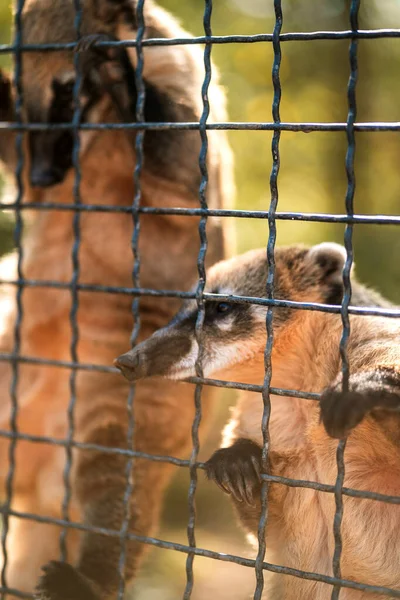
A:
[116,328,193,381]
[28,78,76,187]
[115,242,349,383]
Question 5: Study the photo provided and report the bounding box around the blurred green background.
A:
[1,0,400,598]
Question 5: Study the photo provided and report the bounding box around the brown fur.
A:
[0,1,234,597]
[116,243,400,600]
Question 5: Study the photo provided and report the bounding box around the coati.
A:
[0,0,234,597]
[116,243,400,600]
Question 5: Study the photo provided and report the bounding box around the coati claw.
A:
[35,561,100,600]
[205,439,262,505]
[75,33,105,53]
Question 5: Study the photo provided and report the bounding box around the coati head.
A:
[18,0,137,187]
[115,243,348,383]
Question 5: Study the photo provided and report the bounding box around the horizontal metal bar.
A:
[0,353,319,397]
[2,121,400,132]
[0,353,118,373]
[187,376,320,400]
[0,281,398,317]
[262,474,400,505]
[0,279,195,299]
[203,294,400,318]
[0,429,190,467]
[1,29,400,55]
[0,507,398,597]
[0,429,398,507]
[1,203,400,226]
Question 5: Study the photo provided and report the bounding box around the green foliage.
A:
[160,0,400,302]
[0,0,11,69]
[0,210,13,256]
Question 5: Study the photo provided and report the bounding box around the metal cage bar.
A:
[116,0,146,596]
[183,2,213,597]
[4,120,400,132]
[59,0,84,563]
[253,0,282,598]
[3,28,400,54]
[0,0,25,596]
[330,1,360,598]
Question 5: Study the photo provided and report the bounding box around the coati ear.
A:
[308,242,348,276]
[93,0,137,27]
[307,243,353,304]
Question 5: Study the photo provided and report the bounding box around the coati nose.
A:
[114,351,143,382]
[30,166,65,188]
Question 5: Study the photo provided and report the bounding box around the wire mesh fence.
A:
[0,0,399,599]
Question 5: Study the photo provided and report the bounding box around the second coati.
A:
[116,243,400,600]
[0,0,234,597]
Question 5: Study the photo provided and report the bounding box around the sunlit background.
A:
[0,0,400,598]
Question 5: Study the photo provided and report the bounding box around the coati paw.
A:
[75,34,131,111]
[321,370,400,439]
[75,33,122,71]
[320,388,369,439]
[75,33,112,54]
[205,439,262,505]
[35,561,100,600]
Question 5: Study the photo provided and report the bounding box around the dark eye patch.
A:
[49,79,75,123]
[203,301,254,336]
[50,75,101,124]
[167,300,254,344]
[28,76,93,187]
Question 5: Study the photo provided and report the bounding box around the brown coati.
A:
[116,243,400,600]
[0,0,234,597]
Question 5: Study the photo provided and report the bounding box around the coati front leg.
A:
[35,379,203,600]
[320,367,400,439]
[35,419,132,600]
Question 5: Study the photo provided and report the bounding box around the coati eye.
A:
[216,302,232,315]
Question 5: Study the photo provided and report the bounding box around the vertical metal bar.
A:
[331,1,359,598]
[117,1,145,597]
[0,0,25,595]
[253,2,282,599]
[59,0,83,562]
[183,2,212,598]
